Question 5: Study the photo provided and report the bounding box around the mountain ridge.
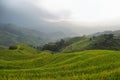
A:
[0,23,70,46]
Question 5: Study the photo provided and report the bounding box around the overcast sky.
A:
[33,0,120,22]
[0,0,120,35]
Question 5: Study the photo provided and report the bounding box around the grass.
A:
[62,35,120,53]
[0,46,120,80]
[63,37,90,52]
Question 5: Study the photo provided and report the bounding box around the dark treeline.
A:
[40,39,66,52]
[36,34,120,52]
[89,34,120,50]
[22,34,120,53]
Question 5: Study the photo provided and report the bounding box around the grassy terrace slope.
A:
[0,47,120,80]
[63,34,120,52]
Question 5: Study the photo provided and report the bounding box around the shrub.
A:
[9,45,18,50]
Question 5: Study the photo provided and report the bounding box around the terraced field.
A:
[0,46,120,80]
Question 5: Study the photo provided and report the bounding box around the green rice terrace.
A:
[1,1,120,79]
[0,44,120,80]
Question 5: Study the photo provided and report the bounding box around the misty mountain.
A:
[0,0,74,34]
[41,33,120,52]
[90,30,120,37]
[1,0,120,36]
[0,23,47,46]
[0,23,73,46]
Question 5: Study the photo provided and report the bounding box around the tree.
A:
[41,39,65,52]
[9,45,17,50]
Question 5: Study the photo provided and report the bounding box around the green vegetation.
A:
[0,23,70,47]
[0,46,6,50]
[41,36,87,52]
[41,34,120,52]
[9,45,18,50]
[0,44,120,80]
[0,25,120,80]
[63,36,89,52]
[63,34,120,52]
[0,24,48,46]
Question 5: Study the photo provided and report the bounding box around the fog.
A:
[0,0,120,36]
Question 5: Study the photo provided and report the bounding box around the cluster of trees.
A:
[9,45,18,50]
[41,39,65,52]
[39,34,120,52]
[39,37,85,52]
[91,34,120,50]
[9,34,118,52]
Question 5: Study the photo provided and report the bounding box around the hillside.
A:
[90,30,120,37]
[0,44,38,61]
[63,34,120,52]
[0,45,120,80]
[0,23,71,46]
[1,1,120,80]
[41,34,120,52]
[0,23,49,46]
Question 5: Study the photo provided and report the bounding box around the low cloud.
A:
[0,0,120,35]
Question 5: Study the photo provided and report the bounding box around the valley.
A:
[0,24,120,80]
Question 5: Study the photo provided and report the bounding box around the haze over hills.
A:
[41,33,120,52]
[0,23,49,46]
[0,23,120,47]
[1,0,120,36]
[0,23,74,46]
[90,30,120,37]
